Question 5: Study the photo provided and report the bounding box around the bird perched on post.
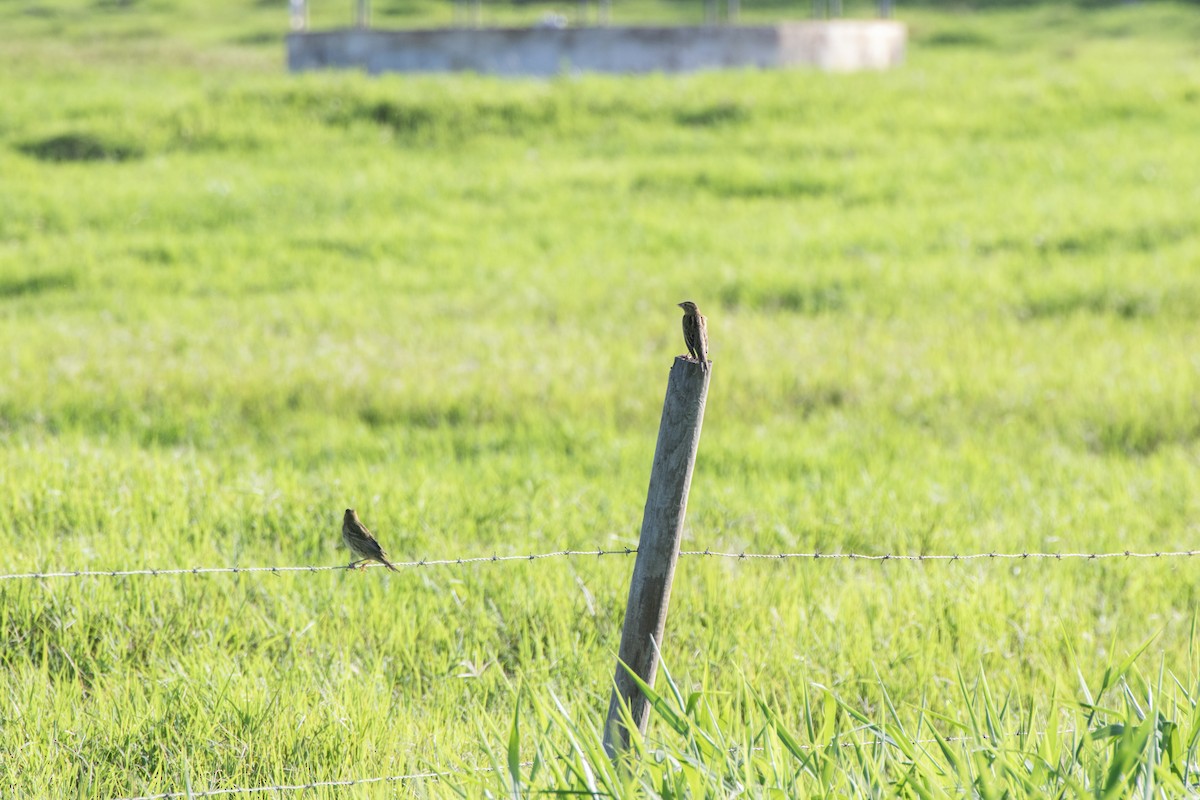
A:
[677,301,709,371]
[342,508,399,572]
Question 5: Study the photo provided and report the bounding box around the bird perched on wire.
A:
[677,301,709,371]
[342,508,399,572]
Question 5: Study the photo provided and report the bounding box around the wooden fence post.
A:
[603,356,711,758]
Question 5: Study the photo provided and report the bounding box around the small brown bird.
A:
[342,508,399,572]
[678,301,709,371]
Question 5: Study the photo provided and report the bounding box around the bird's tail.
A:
[381,558,399,572]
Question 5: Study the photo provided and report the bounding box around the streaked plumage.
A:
[677,301,709,371]
[342,508,399,572]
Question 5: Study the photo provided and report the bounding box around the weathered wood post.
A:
[603,356,711,758]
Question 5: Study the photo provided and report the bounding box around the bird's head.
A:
[344,509,356,520]
[678,301,699,314]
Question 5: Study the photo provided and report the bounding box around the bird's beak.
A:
[677,302,685,309]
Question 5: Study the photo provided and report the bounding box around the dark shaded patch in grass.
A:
[982,222,1192,259]
[633,169,829,200]
[1015,283,1200,321]
[312,94,565,142]
[1084,415,1200,458]
[1017,289,1161,321]
[921,29,997,48]
[360,401,477,430]
[841,187,899,208]
[375,0,430,15]
[1097,22,1134,39]
[290,234,381,261]
[230,30,280,45]
[137,419,194,448]
[790,383,853,418]
[109,25,166,39]
[719,279,853,315]
[702,173,828,199]
[17,132,143,163]
[675,102,749,128]
[20,5,61,17]
[263,83,762,145]
[162,101,265,153]
[368,100,439,136]
[129,244,180,266]
[0,271,77,298]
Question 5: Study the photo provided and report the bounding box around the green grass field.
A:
[2,0,1200,795]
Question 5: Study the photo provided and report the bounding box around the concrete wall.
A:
[287,21,906,76]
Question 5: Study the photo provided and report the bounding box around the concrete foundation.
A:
[286,21,906,76]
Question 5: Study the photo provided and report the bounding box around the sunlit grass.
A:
[2,1,1200,796]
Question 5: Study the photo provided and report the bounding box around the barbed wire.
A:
[0,549,637,581]
[2,546,1197,582]
[114,764,494,800]
[112,727,1079,800]
[679,548,1200,562]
